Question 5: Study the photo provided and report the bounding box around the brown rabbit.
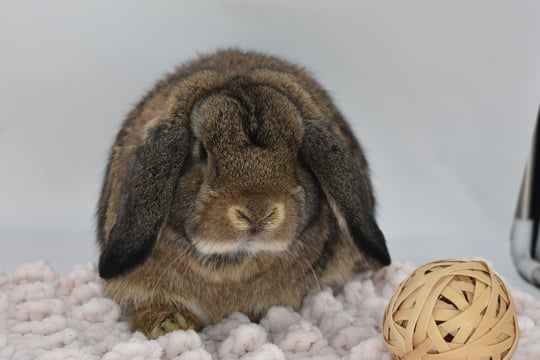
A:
[96,49,390,338]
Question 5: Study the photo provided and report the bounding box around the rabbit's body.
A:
[97,49,390,338]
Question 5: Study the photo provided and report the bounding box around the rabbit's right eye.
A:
[196,142,208,162]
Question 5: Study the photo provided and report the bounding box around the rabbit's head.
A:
[98,69,389,279]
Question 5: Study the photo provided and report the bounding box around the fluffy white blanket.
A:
[1,260,539,359]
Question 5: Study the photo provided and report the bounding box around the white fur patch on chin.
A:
[193,237,290,255]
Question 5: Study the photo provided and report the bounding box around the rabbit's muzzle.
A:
[227,201,285,234]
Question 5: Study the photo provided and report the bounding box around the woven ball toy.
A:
[382,260,520,360]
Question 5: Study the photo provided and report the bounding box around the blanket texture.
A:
[1,260,539,359]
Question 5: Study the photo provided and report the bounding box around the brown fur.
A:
[97,49,390,338]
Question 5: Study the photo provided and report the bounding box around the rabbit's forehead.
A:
[192,86,303,151]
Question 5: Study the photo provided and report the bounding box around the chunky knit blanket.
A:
[1,260,539,359]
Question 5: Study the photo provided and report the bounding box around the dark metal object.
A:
[511,108,540,287]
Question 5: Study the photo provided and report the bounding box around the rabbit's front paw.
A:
[130,306,201,338]
[160,312,199,333]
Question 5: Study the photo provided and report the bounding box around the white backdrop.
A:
[1,1,539,296]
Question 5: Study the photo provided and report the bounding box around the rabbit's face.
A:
[174,85,317,255]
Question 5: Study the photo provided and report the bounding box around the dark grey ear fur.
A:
[98,121,192,279]
[301,119,391,266]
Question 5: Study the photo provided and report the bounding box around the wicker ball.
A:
[382,260,520,360]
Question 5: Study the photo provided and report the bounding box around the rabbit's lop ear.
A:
[301,120,391,266]
[98,121,192,279]
[99,70,223,279]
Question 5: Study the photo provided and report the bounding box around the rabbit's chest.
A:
[190,268,311,325]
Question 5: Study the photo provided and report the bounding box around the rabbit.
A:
[96,49,390,339]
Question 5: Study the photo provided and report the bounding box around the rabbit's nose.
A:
[227,203,285,233]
